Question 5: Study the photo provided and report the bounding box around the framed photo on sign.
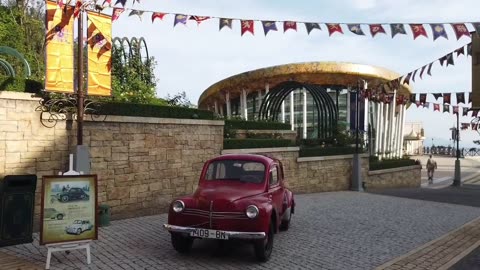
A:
[40,175,98,245]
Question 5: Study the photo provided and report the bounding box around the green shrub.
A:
[299,146,361,157]
[369,158,417,171]
[0,75,43,93]
[96,102,216,120]
[223,139,294,149]
[225,119,291,131]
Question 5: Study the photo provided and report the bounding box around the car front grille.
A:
[183,208,248,220]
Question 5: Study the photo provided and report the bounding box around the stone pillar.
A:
[374,102,381,157]
[303,89,307,139]
[399,104,406,157]
[258,90,262,117]
[382,103,389,159]
[281,101,286,123]
[346,91,351,127]
[290,92,295,131]
[214,100,219,115]
[265,83,270,119]
[226,91,231,118]
[242,89,248,120]
[388,90,397,158]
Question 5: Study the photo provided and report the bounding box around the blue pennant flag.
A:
[347,24,364,35]
[262,21,278,36]
[430,24,448,40]
[174,14,188,27]
[390,24,406,38]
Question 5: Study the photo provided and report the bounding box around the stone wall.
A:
[0,92,224,228]
[365,165,422,189]
[222,148,369,193]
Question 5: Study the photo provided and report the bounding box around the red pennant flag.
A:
[152,12,166,22]
[434,104,440,112]
[416,101,422,107]
[410,24,428,39]
[453,106,459,115]
[74,0,82,18]
[326,24,343,36]
[369,24,386,37]
[451,23,470,40]
[284,21,297,32]
[241,20,254,36]
[190,16,211,25]
[112,8,124,21]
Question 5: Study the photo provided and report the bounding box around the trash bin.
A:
[0,175,37,247]
[98,204,110,227]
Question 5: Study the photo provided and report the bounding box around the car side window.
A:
[269,166,278,187]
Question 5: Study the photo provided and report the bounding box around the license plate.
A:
[190,228,229,240]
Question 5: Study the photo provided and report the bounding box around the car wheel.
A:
[254,222,274,262]
[76,228,82,235]
[171,233,193,254]
[280,207,292,231]
[56,214,64,220]
[61,196,69,202]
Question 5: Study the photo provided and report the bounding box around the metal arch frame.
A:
[0,46,31,77]
[0,59,16,77]
[258,81,338,139]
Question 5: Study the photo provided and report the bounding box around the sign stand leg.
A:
[45,240,91,269]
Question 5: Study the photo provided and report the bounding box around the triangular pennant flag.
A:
[151,12,166,22]
[305,23,321,34]
[446,53,454,66]
[410,94,416,103]
[262,21,278,36]
[439,55,447,66]
[128,10,144,21]
[412,69,418,82]
[433,93,443,100]
[451,23,470,40]
[455,46,465,57]
[174,14,188,27]
[103,0,112,5]
[241,20,254,36]
[112,8,124,21]
[419,65,426,79]
[456,92,465,104]
[326,23,343,36]
[427,63,433,76]
[369,24,386,37]
[390,24,406,38]
[420,94,427,103]
[473,110,479,118]
[453,106,459,115]
[219,18,233,30]
[115,0,127,7]
[463,107,469,116]
[403,72,412,85]
[416,101,422,108]
[74,0,82,18]
[284,21,297,32]
[443,104,450,113]
[443,93,451,104]
[410,24,428,39]
[423,102,430,109]
[434,104,440,112]
[348,24,365,35]
[473,23,480,36]
[189,16,210,25]
[430,24,448,40]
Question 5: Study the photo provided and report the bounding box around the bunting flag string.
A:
[63,1,480,40]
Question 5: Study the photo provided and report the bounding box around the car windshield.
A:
[205,160,265,184]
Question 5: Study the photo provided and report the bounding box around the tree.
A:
[165,91,195,108]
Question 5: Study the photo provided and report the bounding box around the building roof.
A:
[198,61,412,108]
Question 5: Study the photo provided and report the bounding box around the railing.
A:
[423,147,480,157]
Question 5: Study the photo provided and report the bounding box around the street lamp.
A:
[452,111,461,186]
[351,79,366,192]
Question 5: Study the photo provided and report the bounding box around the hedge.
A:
[225,119,291,131]
[96,102,216,120]
[223,139,294,149]
[0,75,43,93]
[299,146,361,157]
[369,159,418,171]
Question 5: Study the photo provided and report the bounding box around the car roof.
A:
[210,154,278,165]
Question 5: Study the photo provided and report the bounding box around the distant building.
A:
[403,122,425,155]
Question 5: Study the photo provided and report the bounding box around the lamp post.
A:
[453,111,461,186]
[351,80,365,192]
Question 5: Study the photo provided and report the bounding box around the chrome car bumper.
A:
[163,224,266,240]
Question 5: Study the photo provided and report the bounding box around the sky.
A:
[110,0,480,147]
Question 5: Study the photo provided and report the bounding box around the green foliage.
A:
[223,139,294,149]
[0,74,42,92]
[96,101,215,120]
[245,132,283,139]
[299,146,361,157]
[165,91,194,108]
[225,119,291,131]
[369,157,418,171]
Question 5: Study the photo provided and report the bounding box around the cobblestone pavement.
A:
[2,192,480,270]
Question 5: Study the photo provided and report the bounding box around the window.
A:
[205,160,265,184]
[270,166,278,186]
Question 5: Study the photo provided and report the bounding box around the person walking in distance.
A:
[427,155,438,184]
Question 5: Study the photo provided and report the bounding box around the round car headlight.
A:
[246,205,259,219]
[172,200,185,213]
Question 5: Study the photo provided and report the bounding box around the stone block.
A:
[5,152,20,164]
[90,147,112,158]
[149,182,161,191]
[107,187,130,200]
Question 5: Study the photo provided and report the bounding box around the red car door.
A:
[268,164,284,229]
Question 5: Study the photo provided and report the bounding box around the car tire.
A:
[76,228,82,235]
[254,222,274,262]
[279,207,292,231]
[61,196,69,202]
[56,214,64,220]
[171,233,193,254]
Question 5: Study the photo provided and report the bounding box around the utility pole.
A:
[351,80,364,192]
[452,111,461,186]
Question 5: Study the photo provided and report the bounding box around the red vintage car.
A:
[163,154,295,262]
